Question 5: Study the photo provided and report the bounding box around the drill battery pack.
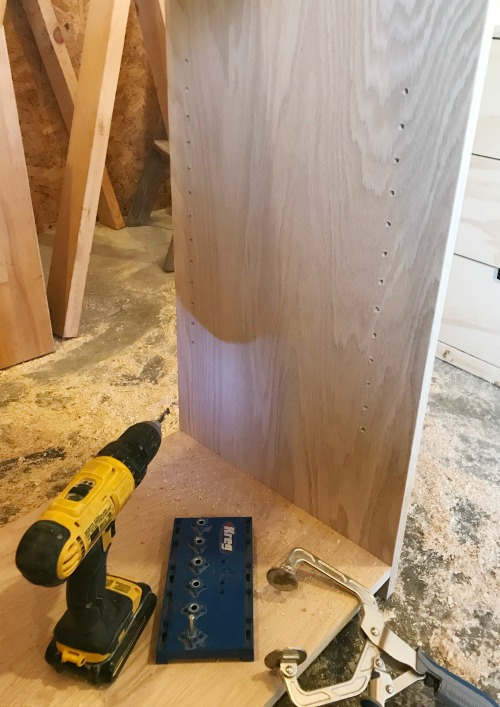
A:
[46,577,156,684]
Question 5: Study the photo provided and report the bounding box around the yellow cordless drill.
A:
[15,420,162,684]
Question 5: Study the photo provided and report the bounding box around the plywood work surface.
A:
[168,0,491,568]
[0,431,389,707]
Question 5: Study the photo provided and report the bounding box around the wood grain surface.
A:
[21,0,125,231]
[167,0,492,571]
[47,0,130,338]
[0,26,53,369]
[0,431,389,707]
[473,39,500,158]
[440,255,500,368]
[455,155,500,268]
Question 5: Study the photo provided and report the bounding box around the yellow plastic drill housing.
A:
[39,457,135,580]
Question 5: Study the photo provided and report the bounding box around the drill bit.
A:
[156,406,171,425]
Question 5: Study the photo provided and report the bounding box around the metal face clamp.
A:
[264,548,499,707]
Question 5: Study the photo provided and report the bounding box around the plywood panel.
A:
[168,0,492,570]
[455,155,500,268]
[0,431,389,707]
[440,255,500,368]
[0,26,53,369]
[473,39,500,158]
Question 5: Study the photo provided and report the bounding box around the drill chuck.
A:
[97,421,162,486]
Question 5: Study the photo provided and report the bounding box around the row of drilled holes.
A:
[184,58,197,344]
[360,87,409,433]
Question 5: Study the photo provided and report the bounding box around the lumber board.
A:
[440,255,500,368]
[436,341,500,386]
[0,431,389,707]
[167,0,493,580]
[0,0,6,25]
[21,0,124,231]
[127,121,168,227]
[0,26,53,369]
[47,0,130,338]
[455,155,500,269]
[135,0,169,132]
[473,39,500,159]
[163,234,174,272]
[154,139,170,158]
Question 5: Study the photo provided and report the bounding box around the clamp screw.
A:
[375,658,384,668]
[371,628,380,636]
[285,666,294,676]
[386,685,394,694]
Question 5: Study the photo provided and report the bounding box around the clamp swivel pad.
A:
[264,648,307,671]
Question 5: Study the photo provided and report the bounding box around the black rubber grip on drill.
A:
[15,520,70,587]
[97,421,162,486]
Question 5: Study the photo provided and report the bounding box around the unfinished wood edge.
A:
[0,0,6,26]
[97,170,126,229]
[264,567,391,706]
[264,605,359,707]
[163,234,174,272]
[387,4,497,596]
[154,139,170,157]
[436,341,500,386]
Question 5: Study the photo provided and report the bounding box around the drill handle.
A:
[65,525,113,626]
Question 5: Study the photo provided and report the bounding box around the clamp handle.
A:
[416,649,499,707]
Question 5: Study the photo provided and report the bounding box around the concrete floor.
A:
[0,213,498,705]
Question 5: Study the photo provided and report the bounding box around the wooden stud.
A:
[21,0,125,231]
[153,139,170,158]
[134,0,169,133]
[0,26,53,368]
[163,235,174,272]
[436,341,500,386]
[47,0,130,338]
